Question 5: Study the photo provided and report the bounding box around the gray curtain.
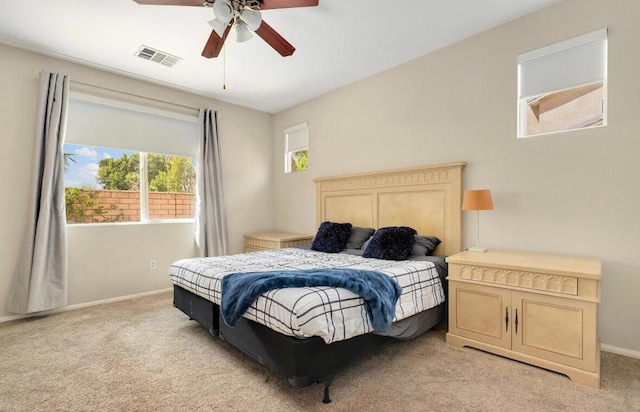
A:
[194,109,228,257]
[7,71,69,314]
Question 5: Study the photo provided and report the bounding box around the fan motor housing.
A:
[204,0,261,8]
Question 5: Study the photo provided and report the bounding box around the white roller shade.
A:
[285,122,309,152]
[518,28,607,99]
[66,94,198,157]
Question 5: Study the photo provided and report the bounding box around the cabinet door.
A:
[511,291,598,372]
[448,281,512,349]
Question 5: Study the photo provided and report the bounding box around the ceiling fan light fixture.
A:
[212,0,233,24]
[240,8,262,31]
[235,20,253,43]
[208,18,229,38]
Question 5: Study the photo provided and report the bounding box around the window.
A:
[517,28,607,138]
[284,122,309,173]
[64,94,198,224]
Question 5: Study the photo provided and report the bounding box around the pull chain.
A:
[223,44,227,90]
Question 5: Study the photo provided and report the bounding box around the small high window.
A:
[284,122,309,173]
[517,29,607,138]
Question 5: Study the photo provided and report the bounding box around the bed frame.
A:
[173,161,466,402]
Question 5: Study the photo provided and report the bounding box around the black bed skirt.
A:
[173,284,219,333]
[173,285,392,387]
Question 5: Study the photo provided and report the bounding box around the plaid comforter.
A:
[169,248,445,344]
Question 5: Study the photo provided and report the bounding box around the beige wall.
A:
[0,44,274,319]
[272,0,640,354]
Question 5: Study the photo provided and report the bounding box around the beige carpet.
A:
[0,292,638,412]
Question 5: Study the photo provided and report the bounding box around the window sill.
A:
[66,219,194,228]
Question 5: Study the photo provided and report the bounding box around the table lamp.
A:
[462,189,494,253]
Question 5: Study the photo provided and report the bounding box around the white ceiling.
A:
[0,0,560,113]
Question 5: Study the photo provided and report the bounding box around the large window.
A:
[517,29,607,138]
[64,94,198,224]
[284,122,309,173]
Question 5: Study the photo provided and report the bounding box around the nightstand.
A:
[243,232,313,253]
[445,249,602,388]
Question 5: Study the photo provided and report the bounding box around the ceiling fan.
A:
[133,0,319,58]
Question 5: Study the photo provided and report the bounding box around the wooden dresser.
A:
[243,232,313,253]
[446,249,602,388]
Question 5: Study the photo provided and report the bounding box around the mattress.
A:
[169,248,445,344]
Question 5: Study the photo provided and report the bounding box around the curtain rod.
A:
[33,69,200,114]
[71,80,200,113]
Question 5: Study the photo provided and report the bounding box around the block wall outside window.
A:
[64,190,195,223]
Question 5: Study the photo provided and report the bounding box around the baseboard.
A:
[601,343,640,360]
[0,288,173,323]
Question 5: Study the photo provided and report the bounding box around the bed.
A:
[170,162,466,402]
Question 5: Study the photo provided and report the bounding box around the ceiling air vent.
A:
[135,46,182,68]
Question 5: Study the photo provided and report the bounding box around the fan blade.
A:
[259,0,318,10]
[254,20,295,56]
[132,0,207,5]
[202,25,231,58]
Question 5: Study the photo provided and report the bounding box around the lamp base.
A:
[467,247,488,253]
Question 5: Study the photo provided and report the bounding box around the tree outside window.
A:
[290,149,308,172]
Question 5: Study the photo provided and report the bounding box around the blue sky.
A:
[64,144,134,188]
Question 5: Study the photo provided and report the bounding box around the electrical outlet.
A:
[149,260,157,270]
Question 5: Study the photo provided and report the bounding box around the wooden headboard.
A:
[314,162,466,256]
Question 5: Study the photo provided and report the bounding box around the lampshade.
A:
[462,190,494,211]
[235,21,253,43]
[212,0,234,24]
[208,18,229,38]
[240,8,262,31]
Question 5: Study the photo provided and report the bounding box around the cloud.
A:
[75,147,98,159]
[65,161,101,188]
[65,163,101,188]
[102,152,112,159]
[79,163,100,179]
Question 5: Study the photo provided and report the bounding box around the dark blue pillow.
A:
[311,221,353,253]
[363,226,417,261]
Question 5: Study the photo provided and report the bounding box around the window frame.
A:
[284,122,309,173]
[64,93,198,226]
[63,145,196,226]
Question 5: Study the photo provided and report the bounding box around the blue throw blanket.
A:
[221,268,403,332]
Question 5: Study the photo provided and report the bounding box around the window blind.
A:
[66,93,198,157]
[518,28,607,100]
[285,122,309,152]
